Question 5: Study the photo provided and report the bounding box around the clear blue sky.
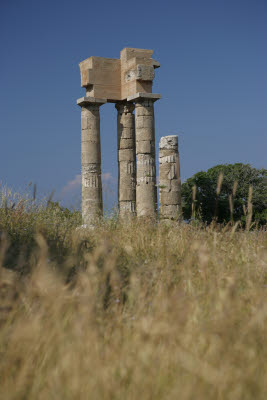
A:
[0,0,266,210]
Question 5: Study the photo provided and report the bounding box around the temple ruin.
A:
[77,48,181,225]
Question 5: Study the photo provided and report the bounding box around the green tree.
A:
[182,163,267,226]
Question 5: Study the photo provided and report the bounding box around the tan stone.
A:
[118,149,135,162]
[158,180,171,192]
[159,135,182,220]
[79,48,160,102]
[160,204,180,219]
[136,140,154,154]
[133,97,159,218]
[159,154,177,164]
[136,160,156,180]
[136,183,157,217]
[135,105,154,117]
[116,102,136,217]
[117,127,135,139]
[158,149,176,157]
[82,173,101,188]
[136,128,155,142]
[159,163,177,181]
[119,201,136,216]
[119,161,135,175]
[117,138,135,150]
[119,186,136,202]
[78,101,103,225]
[160,191,179,205]
[82,129,100,142]
[159,135,178,150]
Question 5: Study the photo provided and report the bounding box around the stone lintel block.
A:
[136,140,154,155]
[159,135,178,150]
[118,149,135,162]
[136,64,155,81]
[77,97,107,106]
[127,92,161,102]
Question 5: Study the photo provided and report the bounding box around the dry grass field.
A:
[0,195,267,399]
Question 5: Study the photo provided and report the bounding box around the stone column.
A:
[116,102,136,218]
[128,93,161,218]
[159,135,182,220]
[77,97,106,226]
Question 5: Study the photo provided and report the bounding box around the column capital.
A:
[127,92,161,103]
[115,101,135,114]
[77,97,107,107]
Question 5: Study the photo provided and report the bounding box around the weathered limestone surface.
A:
[77,48,161,220]
[116,102,136,217]
[133,96,160,217]
[77,98,106,226]
[79,48,160,102]
[159,135,182,220]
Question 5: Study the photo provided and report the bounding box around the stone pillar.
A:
[159,135,182,220]
[77,97,106,226]
[116,102,136,218]
[128,93,161,218]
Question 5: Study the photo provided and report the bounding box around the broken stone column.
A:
[159,135,182,220]
[77,97,106,226]
[128,93,161,218]
[116,102,136,217]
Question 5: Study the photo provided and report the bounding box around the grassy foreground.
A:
[0,201,267,399]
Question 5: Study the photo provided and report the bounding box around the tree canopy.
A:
[181,163,267,226]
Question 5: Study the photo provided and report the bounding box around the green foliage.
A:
[182,163,267,225]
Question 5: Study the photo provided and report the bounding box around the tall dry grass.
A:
[0,205,267,399]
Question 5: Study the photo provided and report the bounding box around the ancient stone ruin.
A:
[77,48,181,225]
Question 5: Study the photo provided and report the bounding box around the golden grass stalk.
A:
[0,194,266,399]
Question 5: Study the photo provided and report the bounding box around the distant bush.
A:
[182,163,267,226]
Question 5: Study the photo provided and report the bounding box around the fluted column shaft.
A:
[159,135,182,220]
[78,100,105,225]
[116,102,136,217]
[135,98,157,217]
